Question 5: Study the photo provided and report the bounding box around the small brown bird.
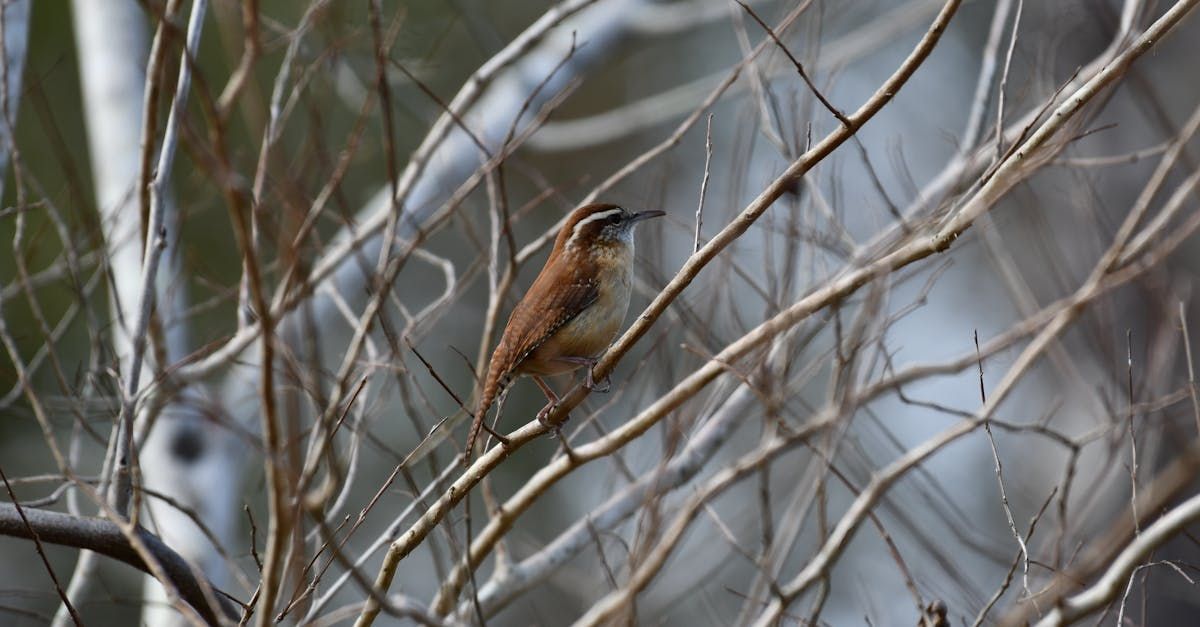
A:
[466,203,665,463]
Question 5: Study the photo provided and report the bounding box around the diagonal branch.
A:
[354,2,966,624]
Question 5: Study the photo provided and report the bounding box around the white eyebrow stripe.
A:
[565,208,623,247]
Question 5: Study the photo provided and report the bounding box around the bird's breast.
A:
[519,247,633,375]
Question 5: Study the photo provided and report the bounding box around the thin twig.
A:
[977,330,1032,603]
[0,466,82,625]
[993,0,1023,158]
[693,113,714,253]
[111,0,208,519]
[1180,301,1200,435]
[735,0,850,127]
[1128,328,1140,534]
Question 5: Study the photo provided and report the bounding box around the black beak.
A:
[630,209,666,223]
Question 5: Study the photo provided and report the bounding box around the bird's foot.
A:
[557,356,611,393]
[584,364,611,393]
[537,402,579,462]
[537,401,575,442]
[536,402,563,438]
[536,400,557,426]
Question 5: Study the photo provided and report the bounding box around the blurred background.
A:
[2,0,1200,625]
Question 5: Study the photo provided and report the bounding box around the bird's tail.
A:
[464,363,504,466]
[464,411,485,467]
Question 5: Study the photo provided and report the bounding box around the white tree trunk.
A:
[70,2,236,625]
[71,0,148,359]
[0,0,28,202]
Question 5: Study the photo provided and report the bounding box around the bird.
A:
[465,203,665,464]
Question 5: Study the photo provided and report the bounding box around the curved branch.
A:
[1034,492,1200,626]
[0,503,242,624]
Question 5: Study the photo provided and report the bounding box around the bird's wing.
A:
[503,266,600,371]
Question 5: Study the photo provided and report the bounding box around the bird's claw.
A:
[584,364,611,393]
[537,401,558,434]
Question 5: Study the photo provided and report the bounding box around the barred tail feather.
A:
[464,362,504,466]
[464,414,484,466]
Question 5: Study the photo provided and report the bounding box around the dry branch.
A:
[0,503,240,624]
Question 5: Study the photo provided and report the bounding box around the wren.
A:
[466,203,664,463]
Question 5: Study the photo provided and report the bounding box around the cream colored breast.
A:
[557,244,633,356]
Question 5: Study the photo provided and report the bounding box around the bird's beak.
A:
[630,209,666,223]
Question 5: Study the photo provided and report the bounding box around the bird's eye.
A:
[607,214,622,225]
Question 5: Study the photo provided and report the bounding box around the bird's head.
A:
[558,203,666,251]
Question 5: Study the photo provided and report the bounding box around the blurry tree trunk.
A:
[68,2,236,626]
[0,0,28,201]
[57,0,146,622]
